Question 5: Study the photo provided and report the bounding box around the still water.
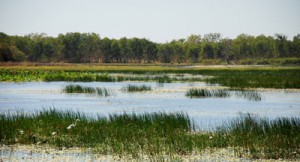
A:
[0,82,299,130]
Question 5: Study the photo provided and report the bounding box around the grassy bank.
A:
[0,109,299,159]
[1,65,300,89]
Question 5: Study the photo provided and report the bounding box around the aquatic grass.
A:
[0,109,299,159]
[186,88,230,98]
[156,75,172,83]
[186,88,262,101]
[234,90,262,101]
[95,87,113,97]
[0,109,195,158]
[63,84,95,94]
[63,85,112,97]
[219,114,300,159]
[1,66,300,89]
[122,84,152,92]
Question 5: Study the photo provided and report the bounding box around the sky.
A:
[0,0,299,42]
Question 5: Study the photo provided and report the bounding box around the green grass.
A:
[1,65,300,89]
[219,114,300,159]
[234,90,262,101]
[186,88,230,98]
[122,84,152,92]
[0,109,299,159]
[0,109,195,158]
[63,84,112,97]
[186,88,262,101]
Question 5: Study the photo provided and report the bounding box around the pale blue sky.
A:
[0,0,299,42]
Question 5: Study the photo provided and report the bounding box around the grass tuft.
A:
[63,84,112,97]
[186,88,230,98]
[122,84,152,92]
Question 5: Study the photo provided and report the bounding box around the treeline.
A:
[1,32,300,64]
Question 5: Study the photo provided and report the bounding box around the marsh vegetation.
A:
[1,66,300,89]
[122,84,152,92]
[1,65,299,160]
[186,88,262,101]
[0,109,299,159]
[63,84,113,97]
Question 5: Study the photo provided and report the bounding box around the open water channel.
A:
[0,81,299,130]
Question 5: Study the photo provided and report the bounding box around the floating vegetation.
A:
[186,88,230,98]
[122,84,152,92]
[63,85,112,97]
[0,109,299,160]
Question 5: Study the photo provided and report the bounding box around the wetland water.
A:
[0,81,299,130]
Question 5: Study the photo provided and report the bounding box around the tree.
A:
[140,38,157,63]
[202,33,221,43]
[99,37,112,63]
[291,34,300,57]
[118,37,129,63]
[0,32,26,61]
[127,38,143,63]
[158,43,173,63]
[274,34,289,58]
[232,34,255,61]
[186,34,201,44]
[110,39,121,62]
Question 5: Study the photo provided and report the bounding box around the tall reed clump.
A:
[186,88,230,98]
[63,85,112,97]
[219,114,300,159]
[122,84,152,92]
[186,88,262,101]
[0,109,299,160]
[0,109,197,158]
[234,90,262,101]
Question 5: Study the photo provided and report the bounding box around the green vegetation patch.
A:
[220,114,300,159]
[0,109,299,159]
[1,66,300,89]
[186,88,262,101]
[122,84,152,92]
[186,88,230,98]
[63,84,112,97]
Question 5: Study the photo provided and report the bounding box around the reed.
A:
[186,88,230,98]
[63,85,112,97]
[219,114,300,159]
[0,109,195,158]
[234,90,262,101]
[122,84,152,92]
[0,109,299,159]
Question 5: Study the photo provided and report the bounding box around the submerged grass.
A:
[0,109,299,160]
[63,85,112,97]
[122,84,152,92]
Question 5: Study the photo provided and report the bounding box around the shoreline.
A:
[1,144,289,162]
